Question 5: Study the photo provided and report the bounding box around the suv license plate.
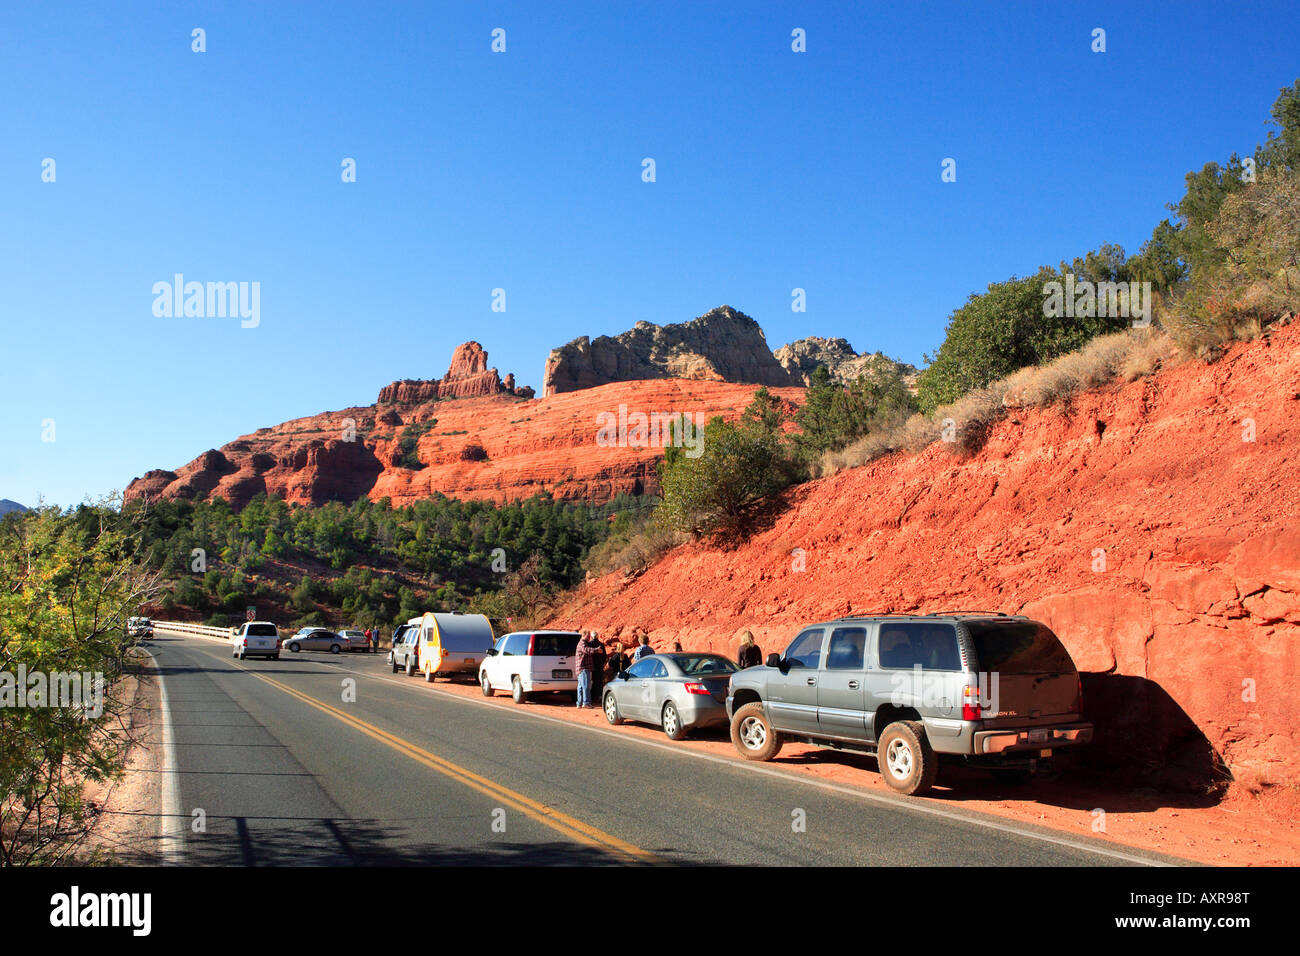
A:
[552,669,572,679]
[1027,729,1048,744]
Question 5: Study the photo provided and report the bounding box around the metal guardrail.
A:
[152,620,234,642]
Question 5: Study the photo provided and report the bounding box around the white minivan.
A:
[232,621,281,660]
[480,630,582,704]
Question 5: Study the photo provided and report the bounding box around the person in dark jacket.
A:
[604,641,629,683]
[738,630,763,668]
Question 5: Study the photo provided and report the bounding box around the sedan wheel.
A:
[288,643,300,653]
[662,700,686,741]
[603,691,624,726]
[330,644,341,655]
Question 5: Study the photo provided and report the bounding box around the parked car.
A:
[284,627,346,655]
[725,613,1093,795]
[480,630,581,703]
[388,623,418,674]
[231,621,281,660]
[338,629,372,653]
[397,612,495,682]
[603,653,737,740]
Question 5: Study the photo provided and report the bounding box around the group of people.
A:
[363,627,380,652]
[570,628,765,708]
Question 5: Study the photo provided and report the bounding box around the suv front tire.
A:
[730,703,784,761]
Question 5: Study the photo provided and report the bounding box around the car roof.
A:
[498,630,581,637]
[807,613,1029,627]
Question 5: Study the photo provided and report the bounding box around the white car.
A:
[480,630,582,703]
[232,621,281,660]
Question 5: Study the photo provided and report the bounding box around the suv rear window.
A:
[966,621,1074,675]
[877,623,961,671]
[530,633,580,656]
[246,623,277,637]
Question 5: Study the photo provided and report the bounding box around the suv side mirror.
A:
[765,653,782,668]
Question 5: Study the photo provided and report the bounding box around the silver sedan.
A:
[284,628,346,654]
[602,653,737,740]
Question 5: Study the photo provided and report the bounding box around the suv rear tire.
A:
[730,703,783,761]
[879,720,939,795]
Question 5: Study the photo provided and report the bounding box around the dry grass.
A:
[822,326,1180,476]
[583,517,685,576]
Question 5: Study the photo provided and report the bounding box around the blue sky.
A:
[2,1,1296,508]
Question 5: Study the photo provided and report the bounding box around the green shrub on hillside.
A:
[793,364,917,461]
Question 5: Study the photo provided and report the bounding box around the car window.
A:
[878,623,961,671]
[648,660,668,678]
[247,623,277,637]
[966,621,1073,675]
[826,627,867,670]
[503,633,529,656]
[671,655,738,675]
[627,658,658,679]
[493,635,508,652]
[784,629,825,668]
[531,633,580,656]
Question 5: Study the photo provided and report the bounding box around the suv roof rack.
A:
[923,611,1015,617]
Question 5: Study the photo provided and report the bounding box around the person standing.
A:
[364,626,373,653]
[605,640,629,681]
[738,630,763,668]
[589,636,610,706]
[575,630,604,708]
[632,632,655,662]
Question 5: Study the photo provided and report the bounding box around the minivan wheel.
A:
[730,703,783,761]
[603,691,624,725]
[480,672,493,696]
[511,676,528,704]
[661,701,686,741]
[879,720,939,796]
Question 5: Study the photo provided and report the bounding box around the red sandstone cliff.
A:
[546,323,1300,787]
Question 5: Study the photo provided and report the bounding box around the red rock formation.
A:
[546,323,1300,786]
[377,341,534,403]
[125,380,804,509]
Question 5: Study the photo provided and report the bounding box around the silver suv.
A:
[725,613,1093,795]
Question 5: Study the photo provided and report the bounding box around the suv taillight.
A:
[1076,676,1083,713]
[961,685,982,721]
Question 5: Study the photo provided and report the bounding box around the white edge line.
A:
[160,629,1179,868]
[139,646,186,865]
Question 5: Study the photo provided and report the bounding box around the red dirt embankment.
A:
[548,323,1300,789]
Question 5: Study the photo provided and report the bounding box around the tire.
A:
[603,691,624,725]
[330,644,341,655]
[480,672,493,697]
[730,702,783,761]
[405,657,415,677]
[878,720,939,796]
[511,676,528,704]
[289,643,300,653]
[272,654,280,661]
[390,654,398,674]
[661,700,686,741]
[425,665,435,683]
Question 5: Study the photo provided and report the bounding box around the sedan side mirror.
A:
[765,653,783,668]
[617,670,629,680]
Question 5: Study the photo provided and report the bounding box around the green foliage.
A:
[0,501,157,864]
[793,364,917,460]
[395,421,435,470]
[659,389,804,536]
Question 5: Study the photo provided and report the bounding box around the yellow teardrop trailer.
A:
[408,612,496,682]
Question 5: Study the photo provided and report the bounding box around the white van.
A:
[480,630,582,703]
[405,612,495,682]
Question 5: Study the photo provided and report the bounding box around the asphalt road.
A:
[143,630,1189,866]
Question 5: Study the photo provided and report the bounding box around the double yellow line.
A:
[238,667,661,864]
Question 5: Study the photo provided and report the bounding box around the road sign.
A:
[246,606,256,621]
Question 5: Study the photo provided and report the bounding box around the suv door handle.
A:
[848,680,860,689]
[806,677,817,686]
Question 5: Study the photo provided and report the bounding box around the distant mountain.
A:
[0,499,27,516]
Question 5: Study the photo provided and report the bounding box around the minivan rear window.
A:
[966,621,1074,675]
[530,633,580,656]
[246,624,277,637]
